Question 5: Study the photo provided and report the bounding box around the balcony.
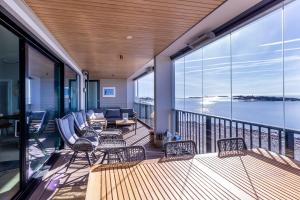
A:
[1,0,300,200]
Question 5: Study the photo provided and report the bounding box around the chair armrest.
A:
[99,134,123,140]
[99,139,126,146]
[82,125,95,132]
[73,138,94,152]
[83,130,98,137]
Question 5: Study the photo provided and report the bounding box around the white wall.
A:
[126,79,134,108]
[99,79,128,108]
[154,55,173,133]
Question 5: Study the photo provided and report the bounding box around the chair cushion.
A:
[58,115,78,145]
[88,112,105,120]
[73,111,89,130]
[120,108,134,118]
[86,110,95,120]
[94,112,105,119]
[105,109,121,118]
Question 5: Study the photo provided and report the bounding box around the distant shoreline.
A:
[185,95,300,101]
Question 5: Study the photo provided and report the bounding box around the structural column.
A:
[154,54,173,133]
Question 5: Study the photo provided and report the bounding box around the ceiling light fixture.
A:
[126,35,133,40]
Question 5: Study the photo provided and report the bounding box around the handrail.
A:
[174,109,300,161]
[174,109,300,134]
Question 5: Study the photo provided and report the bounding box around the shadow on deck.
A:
[29,122,163,200]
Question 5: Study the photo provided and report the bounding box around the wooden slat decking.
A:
[29,122,161,200]
[86,149,300,200]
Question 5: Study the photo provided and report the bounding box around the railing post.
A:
[138,103,141,119]
[175,111,179,132]
[285,131,294,159]
[145,104,148,119]
[206,116,212,153]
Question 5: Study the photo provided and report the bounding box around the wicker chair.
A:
[100,145,146,164]
[217,137,247,157]
[56,114,98,167]
[72,111,122,139]
[164,140,197,158]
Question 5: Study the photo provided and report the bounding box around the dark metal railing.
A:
[134,102,154,128]
[175,109,300,160]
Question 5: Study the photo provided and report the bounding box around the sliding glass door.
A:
[0,24,20,200]
[25,45,61,180]
[64,65,79,113]
[86,80,100,110]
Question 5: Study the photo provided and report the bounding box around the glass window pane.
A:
[185,49,203,113]
[0,24,20,200]
[134,80,138,102]
[87,81,99,110]
[134,72,154,127]
[203,35,231,118]
[26,45,61,179]
[231,9,283,127]
[284,0,300,131]
[174,57,185,110]
[64,66,79,113]
[136,72,154,103]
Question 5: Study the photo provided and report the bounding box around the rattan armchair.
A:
[164,140,197,158]
[217,137,247,157]
[100,145,146,164]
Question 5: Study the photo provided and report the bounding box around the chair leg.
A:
[92,152,97,160]
[100,152,107,164]
[72,152,78,162]
[67,151,77,169]
[86,152,92,166]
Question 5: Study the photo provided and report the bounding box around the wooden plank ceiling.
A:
[25,0,225,78]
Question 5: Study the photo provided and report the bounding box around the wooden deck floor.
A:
[29,122,162,200]
[86,149,300,200]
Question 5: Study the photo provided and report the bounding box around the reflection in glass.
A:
[185,49,203,113]
[203,36,231,118]
[26,45,61,179]
[231,9,283,127]
[0,24,20,200]
[64,66,79,113]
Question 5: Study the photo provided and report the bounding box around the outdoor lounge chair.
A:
[72,111,122,139]
[217,137,247,157]
[164,140,197,158]
[56,114,98,167]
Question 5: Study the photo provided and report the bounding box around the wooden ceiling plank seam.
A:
[28,10,201,28]
[27,3,205,21]
[35,20,194,34]
[145,0,223,8]
[27,0,220,15]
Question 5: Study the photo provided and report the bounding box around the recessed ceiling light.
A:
[126,35,133,40]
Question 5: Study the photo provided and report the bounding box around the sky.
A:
[135,72,154,99]
[175,0,300,98]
